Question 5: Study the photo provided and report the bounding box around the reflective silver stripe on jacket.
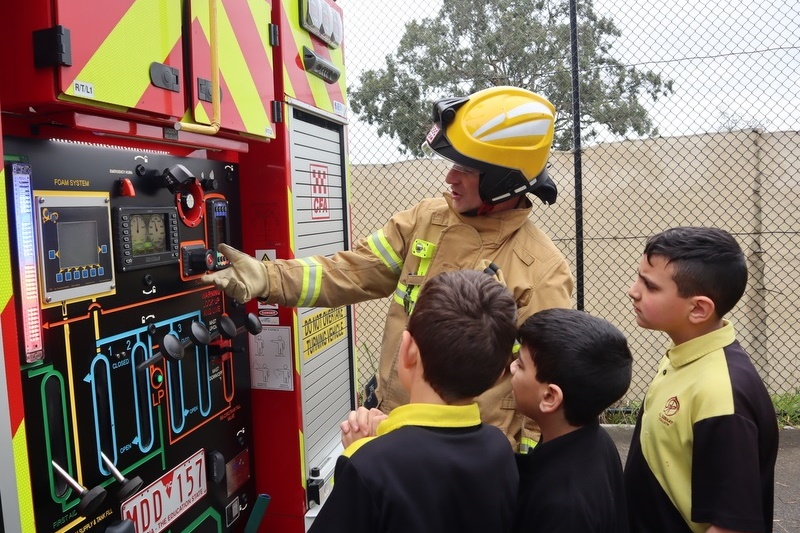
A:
[367,229,403,275]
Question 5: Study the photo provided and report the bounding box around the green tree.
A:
[349,0,673,153]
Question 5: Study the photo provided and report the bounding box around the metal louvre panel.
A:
[303,340,351,467]
[289,108,354,472]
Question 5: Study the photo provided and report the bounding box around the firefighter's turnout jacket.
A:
[261,193,574,448]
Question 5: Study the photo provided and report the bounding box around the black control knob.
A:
[190,320,211,345]
[245,313,263,335]
[137,321,209,370]
[201,177,219,191]
[219,313,263,339]
[207,450,225,483]
[162,333,185,362]
[219,315,238,340]
[184,246,215,276]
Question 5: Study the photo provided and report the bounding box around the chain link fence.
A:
[339,0,800,422]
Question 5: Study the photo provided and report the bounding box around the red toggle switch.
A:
[119,178,136,197]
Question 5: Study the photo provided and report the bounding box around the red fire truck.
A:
[0,1,356,532]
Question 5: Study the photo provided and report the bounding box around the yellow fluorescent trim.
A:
[293,311,301,374]
[0,169,11,305]
[63,324,83,483]
[34,190,109,198]
[297,260,312,306]
[248,0,273,66]
[57,94,129,113]
[299,429,306,488]
[283,70,296,101]
[13,423,36,533]
[342,151,353,205]
[67,0,182,106]
[195,0,270,134]
[286,183,296,254]
[194,101,211,124]
[328,47,348,102]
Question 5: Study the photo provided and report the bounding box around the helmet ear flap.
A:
[530,173,558,205]
[478,169,525,204]
[479,167,558,206]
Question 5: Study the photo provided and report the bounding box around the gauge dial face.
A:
[147,215,166,249]
[130,215,148,253]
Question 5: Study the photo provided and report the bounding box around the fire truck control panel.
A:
[0,0,356,532]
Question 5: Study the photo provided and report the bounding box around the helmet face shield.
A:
[421,124,447,160]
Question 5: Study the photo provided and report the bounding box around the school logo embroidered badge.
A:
[658,396,680,426]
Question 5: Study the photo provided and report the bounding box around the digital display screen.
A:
[130,213,168,256]
[57,221,99,268]
[213,210,227,244]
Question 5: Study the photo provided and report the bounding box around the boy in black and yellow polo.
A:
[309,269,519,533]
[510,308,633,533]
[624,226,779,533]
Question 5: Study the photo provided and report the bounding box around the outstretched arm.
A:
[201,203,426,307]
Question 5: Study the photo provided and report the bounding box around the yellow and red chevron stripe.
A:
[188,0,277,139]
[57,0,185,116]
[55,0,276,139]
[279,0,347,116]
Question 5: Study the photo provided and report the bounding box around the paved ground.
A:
[605,425,800,532]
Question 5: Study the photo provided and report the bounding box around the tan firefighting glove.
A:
[480,259,507,287]
[201,243,270,303]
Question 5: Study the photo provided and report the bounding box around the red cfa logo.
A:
[426,123,440,144]
[310,163,330,220]
[658,396,680,426]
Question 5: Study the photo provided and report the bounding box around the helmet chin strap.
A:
[471,195,525,216]
[463,195,525,217]
[477,203,495,216]
[459,203,494,217]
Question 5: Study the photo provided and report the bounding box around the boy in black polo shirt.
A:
[624,226,779,533]
[510,308,633,533]
[309,269,519,533]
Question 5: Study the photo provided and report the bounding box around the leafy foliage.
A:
[349,0,674,153]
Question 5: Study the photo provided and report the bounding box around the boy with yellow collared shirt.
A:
[308,269,519,533]
[624,227,779,533]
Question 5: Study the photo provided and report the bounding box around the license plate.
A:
[121,449,208,533]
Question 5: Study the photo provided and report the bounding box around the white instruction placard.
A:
[249,326,294,391]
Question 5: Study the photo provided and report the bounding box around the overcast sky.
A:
[338,0,800,164]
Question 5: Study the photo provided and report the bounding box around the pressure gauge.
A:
[115,207,179,271]
[147,215,166,249]
[130,215,148,253]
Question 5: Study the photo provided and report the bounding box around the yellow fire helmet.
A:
[422,86,558,206]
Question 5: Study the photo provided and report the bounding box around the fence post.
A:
[569,0,584,310]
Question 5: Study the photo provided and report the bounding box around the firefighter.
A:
[202,86,573,450]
